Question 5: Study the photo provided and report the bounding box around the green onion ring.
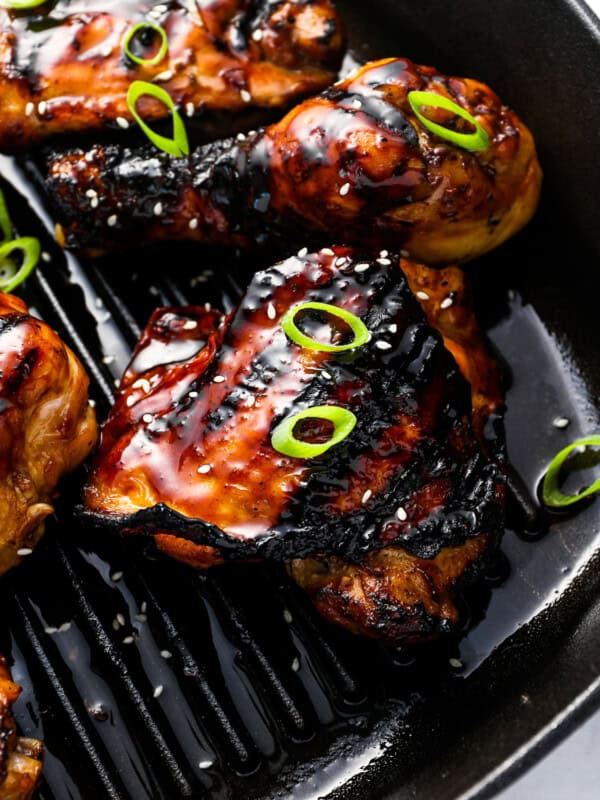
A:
[407,90,490,152]
[0,0,47,9]
[123,22,169,67]
[271,405,357,459]
[0,237,40,293]
[0,190,13,244]
[126,80,189,157]
[281,301,371,353]
[542,435,600,508]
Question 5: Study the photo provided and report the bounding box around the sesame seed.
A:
[142,413,153,424]
[291,657,300,672]
[197,464,211,474]
[101,44,112,57]
[553,416,570,429]
[160,649,172,659]
[440,296,453,309]
[335,256,348,268]
[283,609,293,624]
[132,378,151,393]
[86,189,98,198]
[153,685,164,698]
[140,601,147,613]
[321,370,332,380]
[379,249,389,258]
[88,399,96,408]
[126,395,136,407]
[377,257,392,266]
[361,489,372,504]
[236,132,246,142]
[44,626,58,634]
[240,89,252,103]
[213,375,225,383]
[198,760,213,769]
[25,102,34,116]
[396,506,407,521]
[389,323,398,333]
[449,657,464,670]
[416,291,430,301]
[204,302,212,311]
[17,547,33,556]
[58,622,71,633]
[352,98,362,109]
[321,248,335,256]
[123,636,134,645]
[153,201,163,216]
[251,28,263,41]
[188,217,199,230]
[91,196,99,208]
[37,101,47,115]
[339,182,350,196]
[85,151,96,162]
[107,214,118,227]
[185,102,195,118]
[117,613,126,626]
[267,302,276,320]
[183,319,198,330]
[154,70,173,82]
[188,391,198,398]
[116,116,129,129]
[135,613,147,623]
[111,571,123,582]
[297,247,308,257]
[375,340,392,350]
[354,263,369,273]
[102,355,115,364]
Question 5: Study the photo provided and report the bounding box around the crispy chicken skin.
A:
[82,248,505,643]
[0,657,42,800]
[48,57,541,264]
[0,0,344,151]
[0,293,97,575]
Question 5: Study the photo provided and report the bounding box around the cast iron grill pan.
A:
[1,2,600,798]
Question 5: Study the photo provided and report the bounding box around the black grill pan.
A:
[1,1,599,798]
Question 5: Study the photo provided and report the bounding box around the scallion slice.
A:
[126,80,189,157]
[281,301,370,353]
[0,0,47,9]
[0,237,40,293]
[407,90,490,152]
[542,436,600,508]
[271,405,357,459]
[123,22,168,67]
[0,190,13,244]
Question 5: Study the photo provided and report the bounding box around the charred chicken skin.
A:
[0,293,97,575]
[0,0,344,151]
[0,657,42,800]
[48,57,541,265]
[82,247,505,643]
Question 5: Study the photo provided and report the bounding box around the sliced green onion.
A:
[271,405,357,459]
[0,0,47,9]
[0,190,13,244]
[407,90,490,152]
[123,22,168,67]
[281,302,371,353]
[0,237,40,293]
[542,436,600,508]
[126,80,189,157]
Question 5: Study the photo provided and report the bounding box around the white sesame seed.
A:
[188,391,198,398]
[553,416,570,429]
[204,302,212,311]
[132,378,151,393]
[396,506,407,521]
[17,548,33,556]
[111,571,123,582]
[102,355,115,364]
[58,622,71,633]
[188,217,199,230]
[85,151,95,162]
[107,214,118,227]
[142,413,153,424]
[114,378,120,388]
[140,601,147,613]
[339,182,350,196]
[267,302,276,320]
[160,649,172,659]
[185,102,195,118]
[153,201,163,216]
[198,760,213,769]
[126,395,136,407]
[379,249,389,258]
[416,291,430,301]
[440,296,453,309]
[361,489,372,504]
[197,464,211,474]
[388,323,398,333]
[283,609,293,624]
[153,685,164,697]
[375,340,392,350]
[236,132,246,142]
[25,102,34,116]
[135,613,147,623]
[112,619,120,631]
[321,370,332,380]
[123,636,134,645]
[251,28,263,41]
[291,657,300,672]
[321,248,335,256]
[116,116,129,129]
[86,189,98,198]
[213,375,225,383]
[335,256,349,268]
[297,247,308,257]
[101,44,112,57]
[91,196,99,208]
[377,257,392,266]
[449,657,464,670]
[117,613,126,626]
[37,101,47,115]
[240,89,252,103]
[183,319,198,330]
[44,626,58,634]
[88,399,96,408]
[154,70,173,82]
[352,98,362,109]
[354,262,370,273]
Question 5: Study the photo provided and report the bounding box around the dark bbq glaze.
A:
[82,247,505,565]
[46,57,542,265]
[0,0,344,151]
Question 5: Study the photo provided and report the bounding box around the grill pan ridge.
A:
[1,1,600,799]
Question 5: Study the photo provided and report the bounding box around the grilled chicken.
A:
[0,293,97,575]
[0,657,42,800]
[48,57,542,265]
[82,247,505,643]
[0,0,344,151]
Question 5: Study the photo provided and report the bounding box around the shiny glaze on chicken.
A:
[0,293,97,574]
[0,657,42,800]
[82,248,505,642]
[48,57,542,264]
[0,0,344,151]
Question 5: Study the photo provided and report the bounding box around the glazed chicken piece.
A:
[0,293,97,575]
[0,0,344,151]
[82,247,505,643]
[0,657,42,800]
[48,57,542,265]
